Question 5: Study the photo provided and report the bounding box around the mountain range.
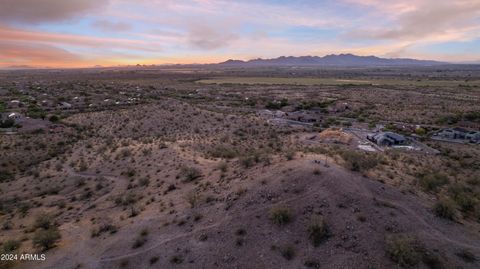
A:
[219,54,445,67]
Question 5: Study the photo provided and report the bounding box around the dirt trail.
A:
[63,167,129,214]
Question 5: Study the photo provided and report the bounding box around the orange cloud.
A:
[0,41,84,67]
[0,26,160,51]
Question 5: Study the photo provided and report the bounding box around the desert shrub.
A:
[240,151,270,168]
[125,169,136,178]
[340,151,380,172]
[185,191,199,208]
[279,245,295,260]
[115,192,137,206]
[455,249,477,263]
[304,259,321,268]
[91,223,117,237]
[240,155,255,168]
[48,115,59,122]
[285,151,295,160]
[33,227,61,250]
[265,98,288,109]
[235,228,246,236]
[27,105,46,119]
[165,184,176,193]
[139,178,150,187]
[422,251,445,269]
[385,234,422,267]
[235,237,245,246]
[433,199,456,220]
[308,218,330,247]
[209,145,238,159]
[448,183,476,213]
[18,203,31,217]
[34,213,53,229]
[179,166,202,182]
[418,172,449,192]
[0,171,13,183]
[2,240,20,252]
[170,255,184,264]
[132,229,148,249]
[464,111,480,122]
[149,256,159,265]
[269,207,292,225]
[119,260,129,268]
[218,162,228,172]
[415,127,426,136]
[132,236,147,249]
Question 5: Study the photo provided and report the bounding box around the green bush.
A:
[340,151,380,172]
[209,145,238,159]
[265,98,288,109]
[269,207,292,225]
[418,172,449,192]
[415,127,427,136]
[308,218,330,247]
[2,240,20,252]
[48,115,59,122]
[385,234,422,267]
[448,183,477,213]
[179,166,202,182]
[170,255,184,264]
[433,199,456,220]
[279,245,295,260]
[34,213,53,230]
[304,259,321,268]
[33,227,61,250]
[0,171,13,183]
[149,256,159,265]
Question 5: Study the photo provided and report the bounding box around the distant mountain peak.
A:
[218,54,445,67]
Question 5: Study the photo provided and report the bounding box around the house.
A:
[8,112,23,122]
[435,128,469,140]
[58,102,72,110]
[367,132,406,146]
[256,110,286,118]
[7,100,22,109]
[286,110,320,123]
[40,99,56,111]
[433,127,480,143]
[329,102,350,113]
[466,131,480,142]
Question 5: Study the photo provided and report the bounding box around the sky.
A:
[0,0,480,68]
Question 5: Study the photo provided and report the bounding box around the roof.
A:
[453,127,469,133]
[383,132,406,141]
[8,112,20,117]
[59,102,72,107]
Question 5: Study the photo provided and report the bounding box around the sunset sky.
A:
[1,0,480,68]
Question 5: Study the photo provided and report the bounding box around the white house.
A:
[7,112,23,122]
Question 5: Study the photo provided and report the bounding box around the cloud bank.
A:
[0,0,479,67]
